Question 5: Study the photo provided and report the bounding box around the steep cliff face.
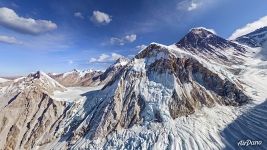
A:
[54,43,250,147]
[0,71,66,150]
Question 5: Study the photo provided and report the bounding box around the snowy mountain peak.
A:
[27,71,50,80]
[26,71,66,91]
[72,69,79,72]
[110,57,129,68]
[136,43,169,58]
[48,69,103,87]
[61,69,98,78]
[115,57,129,65]
[235,26,267,47]
[189,27,216,36]
[28,71,53,80]
[176,27,245,53]
[1,71,65,100]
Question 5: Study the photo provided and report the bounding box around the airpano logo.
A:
[237,139,262,147]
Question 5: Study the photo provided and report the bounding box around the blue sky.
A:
[0,0,267,76]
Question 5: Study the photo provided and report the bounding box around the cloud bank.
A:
[0,7,57,35]
[0,35,22,44]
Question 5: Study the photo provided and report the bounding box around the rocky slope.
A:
[48,69,102,87]
[0,71,67,150]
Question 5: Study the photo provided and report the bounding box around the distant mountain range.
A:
[0,26,267,149]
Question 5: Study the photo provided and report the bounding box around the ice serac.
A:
[59,43,250,147]
[0,71,67,149]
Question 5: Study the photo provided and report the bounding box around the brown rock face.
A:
[0,73,66,150]
[169,90,196,119]
[49,70,102,87]
[5,125,20,150]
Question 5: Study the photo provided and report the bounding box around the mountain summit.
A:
[176,27,245,53]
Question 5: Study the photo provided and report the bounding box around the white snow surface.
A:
[62,69,95,78]
[52,85,104,102]
[0,77,9,83]
[71,104,255,150]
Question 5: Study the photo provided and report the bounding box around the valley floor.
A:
[52,85,104,102]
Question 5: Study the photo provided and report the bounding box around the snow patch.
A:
[0,77,9,83]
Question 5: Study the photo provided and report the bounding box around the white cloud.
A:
[90,10,112,25]
[111,53,123,60]
[125,34,137,42]
[187,2,198,11]
[110,34,137,45]
[229,16,267,40]
[74,12,84,19]
[177,0,208,12]
[0,7,57,35]
[0,35,22,44]
[110,37,124,45]
[89,53,124,63]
